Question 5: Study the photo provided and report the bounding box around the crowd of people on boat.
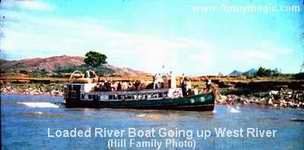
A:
[152,71,178,89]
[77,70,214,97]
[91,73,214,96]
[95,80,146,92]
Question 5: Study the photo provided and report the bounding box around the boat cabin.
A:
[64,70,183,102]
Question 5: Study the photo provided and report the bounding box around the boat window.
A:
[72,85,81,90]
[93,95,99,101]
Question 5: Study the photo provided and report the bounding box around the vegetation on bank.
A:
[256,67,280,77]
[235,66,304,80]
[257,67,304,80]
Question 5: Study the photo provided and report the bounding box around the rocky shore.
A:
[217,88,304,108]
[1,83,63,96]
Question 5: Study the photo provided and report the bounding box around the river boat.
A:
[64,70,215,111]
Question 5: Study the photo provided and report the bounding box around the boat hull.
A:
[65,93,215,111]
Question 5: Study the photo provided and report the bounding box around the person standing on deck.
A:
[153,74,157,89]
[181,76,187,96]
[206,78,212,92]
[186,79,192,95]
[117,82,122,91]
[153,73,163,89]
[169,71,176,89]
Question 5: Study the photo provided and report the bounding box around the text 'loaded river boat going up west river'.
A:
[64,70,215,111]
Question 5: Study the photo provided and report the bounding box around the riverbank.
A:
[1,82,304,109]
[216,90,304,108]
[215,79,304,108]
[1,83,63,96]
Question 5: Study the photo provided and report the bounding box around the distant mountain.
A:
[228,68,257,77]
[242,68,257,76]
[0,55,150,77]
[228,70,243,76]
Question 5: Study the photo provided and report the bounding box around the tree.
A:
[294,73,304,79]
[256,66,280,77]
[84,51,107,67]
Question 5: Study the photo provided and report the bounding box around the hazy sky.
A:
[0,0,303,75]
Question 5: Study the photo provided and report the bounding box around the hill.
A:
[242,68,257,76]
[0,55,150,77]
[228,70,242,76]
[228,68,257,77]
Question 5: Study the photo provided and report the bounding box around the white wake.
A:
[136,114,146,118]
[17,102,59,108]
[228,106,240,113]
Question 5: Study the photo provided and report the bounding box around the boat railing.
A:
[80,88,172,101]
[86,88,170,96]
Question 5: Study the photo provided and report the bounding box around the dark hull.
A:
[65,92,215,111]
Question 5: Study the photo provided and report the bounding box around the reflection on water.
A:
[22,112,65,119]
[1,95,304,150]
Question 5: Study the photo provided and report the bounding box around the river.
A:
[1,95,304,150]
